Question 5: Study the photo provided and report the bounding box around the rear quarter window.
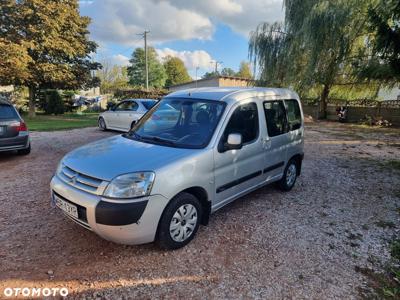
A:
[0,104,18,119]
[285,100,302,131]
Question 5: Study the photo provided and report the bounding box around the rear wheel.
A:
[18,143,31,155]
[278,159,297,191]
[98,117,107,131]
[157,192,202,250]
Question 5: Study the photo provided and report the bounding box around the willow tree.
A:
[250,0,375,118]
[0,0,100,117]
[359,0,400,82]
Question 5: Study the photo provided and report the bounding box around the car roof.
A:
[0,98,12,105]
[125,98,157,102]
[166,87,299,103]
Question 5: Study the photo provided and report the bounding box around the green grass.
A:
[391,240,400,261]
[23,113,99,131]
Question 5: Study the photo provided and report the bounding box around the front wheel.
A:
[278,159,297,191]
[157,192,202,250]
[98,117,107,131]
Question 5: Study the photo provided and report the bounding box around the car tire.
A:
[18,143,31,155]
[157,192,202,250]
[98,117,107,131]
[278,159,297,191]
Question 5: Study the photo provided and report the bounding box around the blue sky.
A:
[80,0,284,78]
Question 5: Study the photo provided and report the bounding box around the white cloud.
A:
[83,0,213,45]
[156,48,213,70]
[168,0,284,35]
[112,54,130,66]
[81,0,284,45]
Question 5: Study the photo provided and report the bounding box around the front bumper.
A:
[0,134,29,152]
[50,175,169,245]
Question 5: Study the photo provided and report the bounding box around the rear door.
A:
[213,101,265,210]
[0,104,20,139]
[118,101,139,131]
[261,100,290,180]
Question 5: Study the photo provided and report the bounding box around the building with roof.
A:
[168,76,254,92]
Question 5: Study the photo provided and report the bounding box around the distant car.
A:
[98,99,157,132]
[0,100,30,155]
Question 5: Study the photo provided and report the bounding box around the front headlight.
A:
[103,172,155,199]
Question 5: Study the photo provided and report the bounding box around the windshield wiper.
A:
[123,131,143,141]
[140,135,177,146]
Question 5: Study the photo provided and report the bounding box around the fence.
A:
[302,99,400,126]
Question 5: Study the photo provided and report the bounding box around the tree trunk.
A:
[28,86,36,118]
[318,84,330,119]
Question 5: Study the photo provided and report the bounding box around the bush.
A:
[39,90,65,115]
[62,90,77,113]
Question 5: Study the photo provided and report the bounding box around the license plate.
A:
[54,195,79,219]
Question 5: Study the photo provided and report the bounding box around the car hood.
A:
[62,135,192,181]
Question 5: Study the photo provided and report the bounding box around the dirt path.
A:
[0,124,399,299]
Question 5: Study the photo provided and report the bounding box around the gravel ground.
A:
[0,122,399,299]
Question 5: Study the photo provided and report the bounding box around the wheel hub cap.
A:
[169,204,198,242]
[286,163,297,187]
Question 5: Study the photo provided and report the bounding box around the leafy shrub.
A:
[38,90,65,115]
[391,240,400,261]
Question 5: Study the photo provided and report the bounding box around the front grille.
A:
[58,164,106,195]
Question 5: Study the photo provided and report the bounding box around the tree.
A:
[237,61,253,79]
[359,0,400,82]
[221,67,236,77]
[127,47,167,88]
[202,71,219,79]
[96,58,129,93]
[38,90,65,115]
[163,56,191,87]
[0,0,100,117]
[249,0,374,118]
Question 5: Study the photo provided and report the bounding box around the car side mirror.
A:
[225,133,243,151]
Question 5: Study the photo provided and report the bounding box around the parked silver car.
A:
[51,88,304,249]
[98,99,157,132]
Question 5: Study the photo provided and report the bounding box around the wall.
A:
[0,85,14,92]
[219,78,253,87]
[168,78,219,92]
[302,104,400,126]
[168,76,253,92]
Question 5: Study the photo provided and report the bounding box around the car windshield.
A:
[0,104,18,119]
[141,100,157,110]
[125,98,226,149]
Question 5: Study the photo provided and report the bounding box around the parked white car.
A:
[98,99,157,132]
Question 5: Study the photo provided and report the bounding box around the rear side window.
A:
[141,100,157,110]
[263,101,287,137]
[115,101,138,111]
[0,104,18,119]
[285,100,302,131]
[222,102,259,144]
